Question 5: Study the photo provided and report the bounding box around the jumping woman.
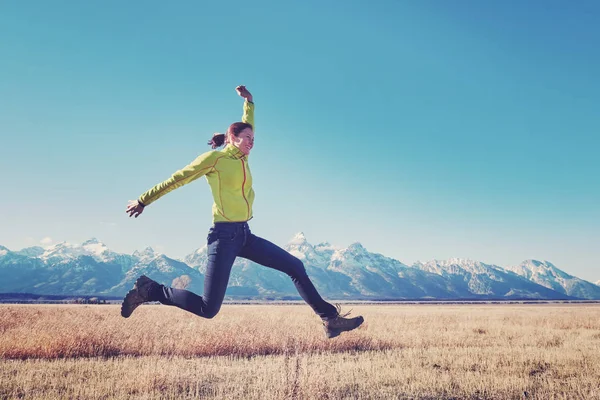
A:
[122,86,364,339]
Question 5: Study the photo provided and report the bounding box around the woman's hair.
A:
[207,122,253,149]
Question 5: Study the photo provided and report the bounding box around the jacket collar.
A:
[222,144,247,160]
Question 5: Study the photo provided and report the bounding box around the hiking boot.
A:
[323,305,364,339]
[120,275,160,318]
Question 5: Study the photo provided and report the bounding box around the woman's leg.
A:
[158,223,244,318]
[238,232,338,319]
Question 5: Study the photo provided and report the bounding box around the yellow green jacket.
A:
[138,100,255,223]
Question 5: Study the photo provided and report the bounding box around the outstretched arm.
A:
[236,85,254,130]
[126,151,218,218]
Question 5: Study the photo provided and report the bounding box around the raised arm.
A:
[126,151,219,218]
[236,85,254,130]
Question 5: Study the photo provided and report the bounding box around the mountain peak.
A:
[134,247,156,256]
[414,258,494,277]
[505,259,600,298]
[288,232,308,246]
[190,246,207,256]
[184,245,208,268]
[81,238,109,259]
[315,241,339,252]
[41,241,70,257]
[16,246,45,257]
[512,259,574,280]
[521,259,557,269]
[348,242,366,251]
[521,259,544,268]
[421,258,492,271]
[444,258,479,266]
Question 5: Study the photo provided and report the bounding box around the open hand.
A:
[126,200,145,218]
[235,85,253,102]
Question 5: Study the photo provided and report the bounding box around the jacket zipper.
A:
[240,159,250,220]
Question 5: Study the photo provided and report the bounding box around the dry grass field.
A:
[1,303,600,399]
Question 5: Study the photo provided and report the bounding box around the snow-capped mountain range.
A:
[1,235,599,300]
[505,260,600,300]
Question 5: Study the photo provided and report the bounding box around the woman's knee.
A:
[203,302,222,319]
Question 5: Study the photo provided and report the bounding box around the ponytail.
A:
[207,122,253,149]
[207,133,226,149]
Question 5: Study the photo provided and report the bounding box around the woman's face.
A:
[230,127,254,155]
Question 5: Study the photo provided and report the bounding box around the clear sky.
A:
[1,0,598,281]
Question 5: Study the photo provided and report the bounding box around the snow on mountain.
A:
[2,239,202,295]
[81,238,111,260]
[330,242,397,275]
[106,253,204,295]
[143,254,179,274]
[596,280,600,287]
[183,246,208,270]
[506,260,600,300]
[415,258,494,277]
[411,258,572,299]
[132,247,160,264]
[412,258,504,296]
[284,232,334,269]
[0,236,593,299]
[15,246,45,257]
[41,242,79,262]
[40,238,117,263]
[314,241,339,253]
[505,260,570,291]
[327,242,455,298]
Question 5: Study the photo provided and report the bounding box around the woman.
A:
[122,86,363,339]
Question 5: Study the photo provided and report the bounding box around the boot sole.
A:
[120,289,143,318]
[325,317,364,339]
[120,276,151,318]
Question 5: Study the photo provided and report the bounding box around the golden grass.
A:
[1,304,600,399]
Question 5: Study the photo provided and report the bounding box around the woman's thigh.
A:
[238,233,305,276]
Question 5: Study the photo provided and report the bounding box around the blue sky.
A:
[1,0,598,281]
